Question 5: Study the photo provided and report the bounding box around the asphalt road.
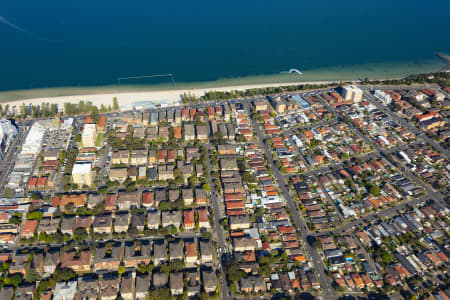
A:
[363,90,449,158]
[246,101,337,300]
[205,144,232,300]
[1,85,447,299]
[0,124,30,193]
[286,134,345,222]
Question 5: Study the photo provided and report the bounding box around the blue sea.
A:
[1,0,449,92]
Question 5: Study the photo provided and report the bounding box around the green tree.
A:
[118,265,125,276]
[148,288,172,300]
[382,250,393,264]
[50,104,57,116]
[367,184,380,196]
[90,106,100,123]
[73,227,88,242]
[159,201,170,211]
[137,263,154,274]
[73,134,81,143]
[4,274,23,287]
[113,97,119,110]
[53,267,76,282]
[202,231,212,240]
[2,187,14,198]
[25,268,40,283]
[167,225,177,235]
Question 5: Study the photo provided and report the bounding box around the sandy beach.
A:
[0,80,337,109]
[0,57,445,109]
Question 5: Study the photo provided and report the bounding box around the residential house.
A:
[184,124,195,141]
[142,190,154,208]
[135,274,151,300]
[60,250,92,273]
[169,241,183,261]
[131,213,145,231]
[100,275,119,300]
[158,164,174,181]
[217,145,236,155]
[117,191,140,210]
[73,215,93,233]
[111,150,129,165]
[186,270,200,297]
[61,216,75,235]
[38,217,60,235]
[173,126,182,139]
[30,252,43,275]
[43,250,59,277]
[153,272,168,289]
[13,284,34,299]
[105,193,117,211]
[229,215,250,230]
[220,158,239,171]
[109,168,128,183]
[197,208,210,229]
[153,242,167,266]
[9,253,29,275]
[93,214,112,234]
[200,240,213,263]
[240,276,265,293]
[233,237,256,252]
[0,286,13,300]
[130,149,147,165]
[202,270,217,293]
[124,240,152,268]
[60,194,87,209]
[93,242,122,272]
[77,276,99,300]
[147,210,160,230]
[154,188,166,206]
[182,189,194,207]
[129,166,137,181]
[120,272,135,300]
[185,240,198,264]
[184,210,195,230]
[114,212,130,233]
[162,211,182,228]
[87,193,103,209]
[254,100,268,111]
[53,281,77,300]
[196,125,209,140]
[170,272,184,296]
[195,188,207,206]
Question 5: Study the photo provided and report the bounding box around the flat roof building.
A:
[82,123,97,148]
[72,162,93,186]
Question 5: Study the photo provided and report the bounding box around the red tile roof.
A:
[142,191,154,206]
[22,219,38,236]
[183,210,195,225]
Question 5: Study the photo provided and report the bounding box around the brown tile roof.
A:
[60,194,87,208]
[185,241,197,258]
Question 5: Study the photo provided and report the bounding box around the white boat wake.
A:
[0,16,50,41]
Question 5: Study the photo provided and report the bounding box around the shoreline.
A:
[0,80,338,109]
[0,58,446,108]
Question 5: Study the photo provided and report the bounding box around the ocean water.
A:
[0,0,449,93]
